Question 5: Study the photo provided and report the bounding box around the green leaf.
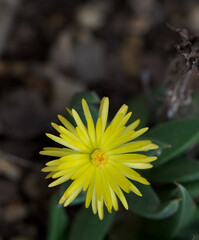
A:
[127,183,179,220]
[145,119,199,166]
[148,157,199,183]
[126,183,160,217]
[127,93,150,128]
[184,180,199,198]
[68,207,115,240]
[108,213,141,240]
[70,91,99,108]
[47,195,68,240]
[150,184,197,239]
[147,199,179,220]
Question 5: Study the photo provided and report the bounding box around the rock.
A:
[4,202,28,223]
[9,236,31,240]
[23,173,43,199]
[0,88,50,139]
[49,29,74,70]
[128,16,151,35]
[188,4,199,32]
[50,75,85,112]
[74,37,107,82]
[128,0,164,26]
[75,2,110,30]
[0,157,22,181]
[0,180,17,204]
[120,35,143,77]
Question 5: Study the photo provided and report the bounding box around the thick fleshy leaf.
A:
[146,199,179,220]
[148,157,199,183]
[145,119,199,166]
[127,183,179,220]
[184,180,199,198]
[149,184,197,239]
[127,94,150,128]
[68,207,114,240]
[47,195,68,240]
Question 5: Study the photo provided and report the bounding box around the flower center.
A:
[91,150,109,167]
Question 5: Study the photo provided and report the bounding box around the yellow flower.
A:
[40,97,158,220]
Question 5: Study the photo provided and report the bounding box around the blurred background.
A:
[1,0,199,239]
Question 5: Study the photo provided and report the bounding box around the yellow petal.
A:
[92,189,97,214]
[63,185,83,207]
[72,109,89,139]
[108,140,153,154]
[96,168,102,201]
[110,154,157,163]
[58,114,77,135]
[96,118,102,146]
[113,104,128,119]
[76,126,91,148]
[97,197,104,220]
[87,117,96,147]
[124,162,153,169]
[122,119,140,134]
[106,127,149,151]
[40,147,76,157]
[101,171,112,212]
[103,168,128,210]
[110,188,118,211]
[46,133,81,151]
[105,164,132,193]
[48,172,73,187]
[113,161,150,185]
[82,98,92,120]
[83,165,95,191]
[60,133,90,153]
[98,97,109,133]
[85,169,96,208]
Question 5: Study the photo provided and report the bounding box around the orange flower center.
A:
[91,150,109,167]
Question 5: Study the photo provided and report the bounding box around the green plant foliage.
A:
[184,180,199,198]
[127,183,179,220]
[68,207,115,240]
[146,119,199,166]
[148,157,199,183]
[127,93,150,128]
[47,195,68,240]
[150,184,197,239]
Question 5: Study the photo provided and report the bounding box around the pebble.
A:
[49,29,75,70]
[0,180,17,204]
[50,75,85,112]
[75,2,110,30]
[0,157,22,181]
[74,37,107,82]
[4,202,28,223]
[9,237,31,240]
[188,4,199,32]
[0,88,50,139]
[23,173,43,199]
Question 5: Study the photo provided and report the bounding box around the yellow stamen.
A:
[91,150,108,167]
